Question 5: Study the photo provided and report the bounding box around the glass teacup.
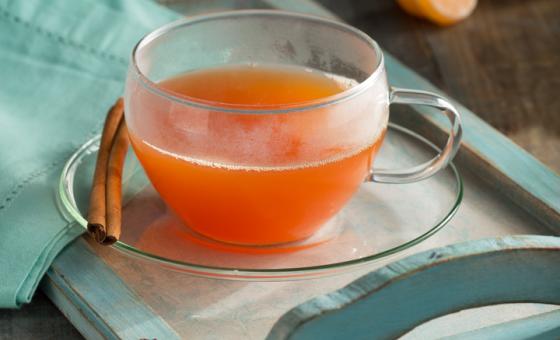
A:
[125,11,462,246]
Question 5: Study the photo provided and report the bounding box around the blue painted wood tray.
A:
[42,1,560,339]
[267,235,560,339]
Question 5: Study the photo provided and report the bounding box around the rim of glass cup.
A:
[131,10,386,114]
[58,124,463,281]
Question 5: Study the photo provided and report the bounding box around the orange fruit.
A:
[397,0,477,26]
[397,0,425,17]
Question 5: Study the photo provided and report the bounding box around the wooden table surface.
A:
[1,1,558,338]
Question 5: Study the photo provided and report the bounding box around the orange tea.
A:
[128,65,385,245]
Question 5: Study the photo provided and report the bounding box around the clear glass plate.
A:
[58,123,462,280]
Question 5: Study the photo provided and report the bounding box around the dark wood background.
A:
[1,1,558,338]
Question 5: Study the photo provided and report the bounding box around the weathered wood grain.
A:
[268,235,560,340]
[44,237,180,340]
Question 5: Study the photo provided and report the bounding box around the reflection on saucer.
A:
[120,186,377,269]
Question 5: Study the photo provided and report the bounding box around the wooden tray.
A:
[42,1,560,339]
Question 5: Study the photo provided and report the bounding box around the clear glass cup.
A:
[124,10,462,247]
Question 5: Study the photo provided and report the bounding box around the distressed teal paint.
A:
[43,237,180,340]
[41,277,106,340]
[268,235,560,340]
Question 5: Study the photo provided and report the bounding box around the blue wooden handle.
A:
[268,235,560,340]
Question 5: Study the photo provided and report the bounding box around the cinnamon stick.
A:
[86,98,124,244]
[103,118,129,245]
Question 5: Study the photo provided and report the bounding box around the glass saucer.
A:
[58,123,462,280]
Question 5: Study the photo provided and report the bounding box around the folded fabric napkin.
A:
[0,0,179,308]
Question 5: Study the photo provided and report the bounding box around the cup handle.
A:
[368,87,463,184]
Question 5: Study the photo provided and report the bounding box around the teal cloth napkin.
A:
[0,0,179,308]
